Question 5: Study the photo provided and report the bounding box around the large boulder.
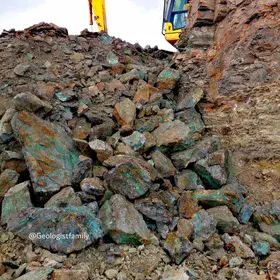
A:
[99,194,151,245]
[7,206,103,254]
[11,111,80,204]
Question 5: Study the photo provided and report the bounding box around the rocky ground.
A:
[0,21,279,280]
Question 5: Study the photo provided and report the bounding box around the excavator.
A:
[88,0,191,46]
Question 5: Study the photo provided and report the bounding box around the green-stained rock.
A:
[11,111,80,204]
[107,51,119,65]
[122,131,146,151]
[104,161,151,199]
[176,88,204,111]
[15,268,54,280]
[157,68,180,92]
[7,206,103,254]
[174,169,201,191]
[194,185,245,215]
[171,136,220,170]
[175,108,205,134]
[99,194,151,245]
[1,181,32,225]
[163,233,193,264]
[0,169,19,206]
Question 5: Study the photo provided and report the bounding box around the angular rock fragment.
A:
[80,177,105,197]
[113,98,136,127]
[157,68,180,91]
[135,193,173,223]
[0,169,19,206]
[151,150,176,178]
[174,169,201,191]
[175,107,205,134]
[1,181,32,225]
[222,233,255,259]
[151,120,193,151]
[252,241,270,256]
[99,194,151,245]
[122,131,146,151]
[71,155,93,187]
[178,191,200,219]
[176,219,194,239]
[207,206,239,233]
[253,200,280,241]
[268,260,280,280]
[52,269,89,280]
[44,187,82,208]
[171,136,220,169]
[176,88,204,111]
[89,139,113,162]
[11,111,79,203]
[191,210,217,241]
[163,233,193,264]
[13,92,52,114]
[238,203,254,224]
[104,161,151,199]
[193,185,245,215]
[7,206,103,253]
[15,268,54,280]
[0,108,16,143]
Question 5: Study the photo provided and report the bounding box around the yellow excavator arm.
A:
[88,0,191,45]
[88,0,108,33]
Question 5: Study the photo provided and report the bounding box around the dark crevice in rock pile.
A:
[0,23,279,280]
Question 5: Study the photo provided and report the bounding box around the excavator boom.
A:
[88,0,108,33]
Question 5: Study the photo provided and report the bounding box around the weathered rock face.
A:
[175,0,280,202]
[99,194,151,245]
[11,111,79,203]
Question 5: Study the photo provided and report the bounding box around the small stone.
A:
[104,161,151,199]
[89,139,113,162]
[161,268,190,280]
[252,241,270,256]
[80,177,105,197]
[193,238,205,252]
[229,256,243,268]
[191,210,217,241]
[163,233,193,264]
[122,131,146,151]
[114,98,136,127]
[70,52,84,63]
[99,194,151,245]
[151,150,176,178]
[44,187,82,208]
[104,269,118,279]
[268,260,280,280]
[176,219,194,239]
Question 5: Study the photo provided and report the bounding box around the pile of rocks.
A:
[0,23,279,279]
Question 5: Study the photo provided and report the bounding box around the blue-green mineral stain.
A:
[252,241,270,256]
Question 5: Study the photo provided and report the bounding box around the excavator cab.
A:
[162,0,191,45]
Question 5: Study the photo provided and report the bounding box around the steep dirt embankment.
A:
[175,0,280,202]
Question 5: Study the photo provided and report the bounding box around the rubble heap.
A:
[0,23,279,280]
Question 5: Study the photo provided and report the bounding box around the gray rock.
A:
[151,150,176,178]
[80,177,105,197]
[191,210,217,241]
[207,206,239,233]
[44,187,82,208]
[104,161,151,199]
[122,131,146,151]
[15,268,54,280]
[99,194,151,245]
[72,156,93,187]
